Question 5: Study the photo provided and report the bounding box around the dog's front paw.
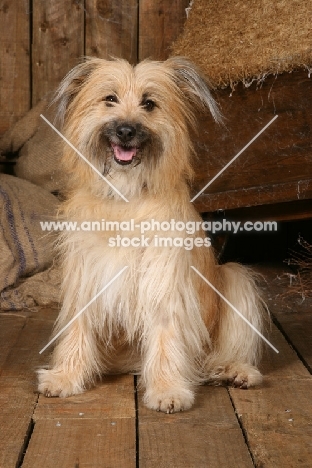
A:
[37,368,84,398]
[144,387,194,413]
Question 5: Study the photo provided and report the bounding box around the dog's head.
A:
[55,57,221,195]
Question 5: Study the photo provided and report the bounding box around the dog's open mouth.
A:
[112,144,138,165]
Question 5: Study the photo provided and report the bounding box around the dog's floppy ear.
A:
[165,56,222,124]
[53,57,101,126]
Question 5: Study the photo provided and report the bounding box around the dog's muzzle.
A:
[112,124,138,165]
[105,122,149,166]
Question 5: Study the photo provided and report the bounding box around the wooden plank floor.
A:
[0,265,311,468]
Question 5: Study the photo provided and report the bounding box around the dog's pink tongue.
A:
[112,144,137,161]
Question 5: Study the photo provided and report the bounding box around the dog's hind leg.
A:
[205,262,265,388]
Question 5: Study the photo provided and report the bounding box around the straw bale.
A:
[173,0,312,88]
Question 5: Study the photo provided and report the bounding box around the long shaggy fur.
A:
[38,57,265,413]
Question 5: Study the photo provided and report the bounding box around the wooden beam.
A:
[194,181,312,213]
[211,199,312,223]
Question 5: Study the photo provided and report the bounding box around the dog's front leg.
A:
[141,325,196,413]
[38,317,101,398]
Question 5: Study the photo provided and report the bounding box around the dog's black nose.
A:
[116,124,136,143]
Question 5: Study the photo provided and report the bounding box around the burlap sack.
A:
[0,98,48,154]
[0,96,65,193]
[0,174,60,310]
[0,265,61,311]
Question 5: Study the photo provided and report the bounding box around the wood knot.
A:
[40,22,48,33]
[96,0,112,17]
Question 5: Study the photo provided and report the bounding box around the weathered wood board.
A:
[23,375,136,468]
[0,0,30,134]
[32,0,84,105]
[229,378,312,467]
[22,418,136,468]
[138,0,189,61]
[0,314,25,369]
[85,0,138,63]
[192,70,312,213]
[229,265,312,467]
[34,375,135,421]
[0,310,56,468]
[258,265,312,372]
[138,385,254,468]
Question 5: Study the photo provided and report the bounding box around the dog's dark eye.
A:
[104,95,118,106]
[142,99,156,112]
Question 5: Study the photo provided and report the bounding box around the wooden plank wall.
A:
[0,0,30,134]
[0,0,189,135]
[32,0,84,105]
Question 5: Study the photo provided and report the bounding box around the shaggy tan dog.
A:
[38,57,264,413]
